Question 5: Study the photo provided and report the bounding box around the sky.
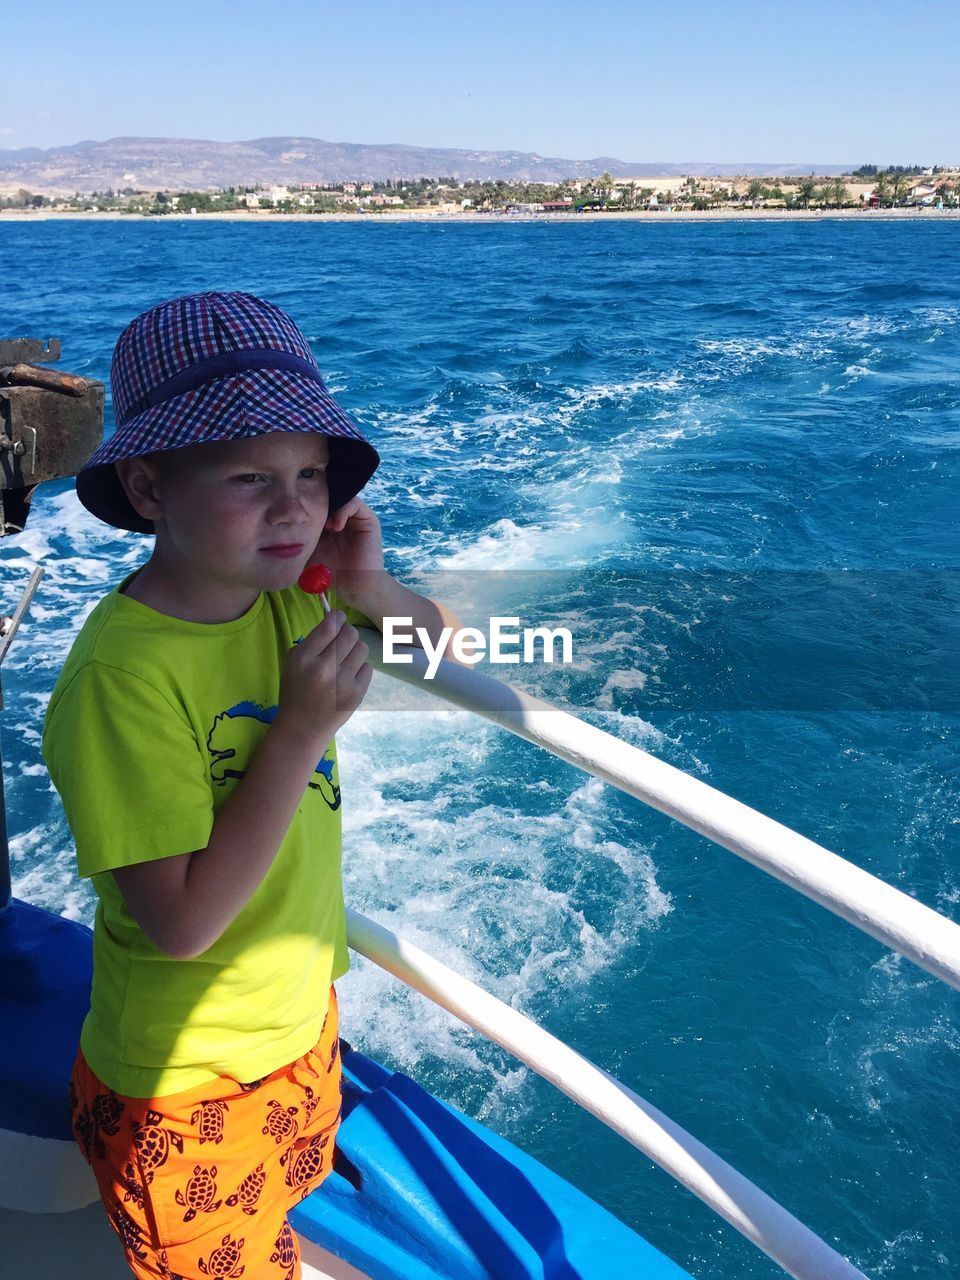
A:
[3,0,958,165]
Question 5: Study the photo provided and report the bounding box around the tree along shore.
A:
[2,169,956,216]
[3,208,957,224]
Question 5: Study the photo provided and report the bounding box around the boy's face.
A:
[121,432,331,620]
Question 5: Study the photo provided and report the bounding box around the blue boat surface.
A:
[0,899,92,1142]
[294,1047,690,1279]
[0,895,691,1278]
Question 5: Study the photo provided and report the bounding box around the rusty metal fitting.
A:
[0,337,104,535]
[0,364,90,397]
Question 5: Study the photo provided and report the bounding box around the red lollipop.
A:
[298,563,332,611]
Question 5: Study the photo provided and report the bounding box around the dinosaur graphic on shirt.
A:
[206,701,340,811]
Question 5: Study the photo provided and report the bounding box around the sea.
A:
[1,216,958,1279]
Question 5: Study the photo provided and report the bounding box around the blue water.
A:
[2,218,958,1278]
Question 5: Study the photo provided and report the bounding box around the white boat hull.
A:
[0,1125,96,1214]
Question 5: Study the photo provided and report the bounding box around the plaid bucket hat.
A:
[76,291,380,532]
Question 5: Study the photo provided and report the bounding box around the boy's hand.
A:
[309,499,384,607]
[308,498,466,659]
[274,610,371,751]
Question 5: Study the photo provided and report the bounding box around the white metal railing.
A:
[351,632,960,1278]
[346,908,868,1280]
[359,631,960,992]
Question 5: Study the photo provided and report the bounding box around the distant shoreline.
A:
[1,207,958,225]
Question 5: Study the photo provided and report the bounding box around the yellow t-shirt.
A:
[42,577,368,1098]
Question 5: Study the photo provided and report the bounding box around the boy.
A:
[42,290,459,1280]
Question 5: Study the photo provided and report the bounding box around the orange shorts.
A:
[68,988,341,1280]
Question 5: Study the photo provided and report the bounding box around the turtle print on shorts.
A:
[71,1101,101,1161]
[71,1087,127,1162]
[175,1164,223,1222]
[157,1247,186,1280]
[270,1220,298,1280]
[133,1110,185,1183]
[225,1162,267,1216]
[301,1084,317,1125]
[92,1090,125,1135]
[198,1231,246,1278]
[281,1132,330,1199]
[110,1202,150,1263]
[68,987,341,1280]
[119,1161,146,1209]
[262,1100,299,1144]
[193,1099,229,1144]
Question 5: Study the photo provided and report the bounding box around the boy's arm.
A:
[114,609,370,959]
[340,571,466,654]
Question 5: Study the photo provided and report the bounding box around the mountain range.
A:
[0,137,854,194]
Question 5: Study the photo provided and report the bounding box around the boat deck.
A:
[0,1202,371,1280]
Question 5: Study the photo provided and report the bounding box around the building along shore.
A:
[2,206,958,224]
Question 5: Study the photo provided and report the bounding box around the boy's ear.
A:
[115,457,164,523]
